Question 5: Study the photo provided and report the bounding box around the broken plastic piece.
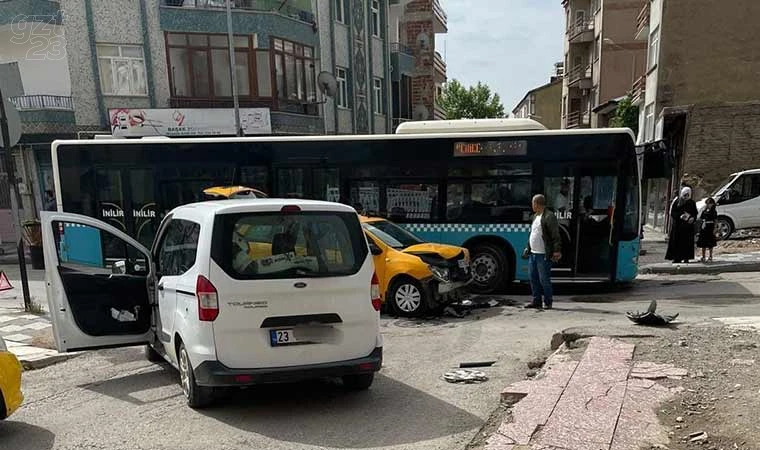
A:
[443,369,489,384]
[460,361,496,368]
[111,308,137,322]
[626,300,678,326]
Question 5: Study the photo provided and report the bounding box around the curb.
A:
[21,352,81,370]
[640,261,760,275]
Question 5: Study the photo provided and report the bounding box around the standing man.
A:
[523,194,562,310]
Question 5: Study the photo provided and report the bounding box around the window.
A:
[272,37,317,103]
[362,220,424,249]
[387,183,439,221]
[96,44,148,96]
[373,78,384,114]
[371,0,381,37]
[529,94,536,116]
[446,179,533,223]
[157,220,201,276]
[648,26,660,70]
[166,32,257,99]
[335,0,346,24]
[644,102,655,142]
[336,67,349,108]
[212,212,368,280]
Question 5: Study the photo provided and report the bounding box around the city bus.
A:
[46,119,640,293]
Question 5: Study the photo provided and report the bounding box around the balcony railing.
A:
[390,42,414,56]
[631,75,646,104]
[565,110,590,129]
[9,95,73,111]
[162,0,315,23]
[568,17,594,41]
[432,0,447,31]
[567,64,591,85]
[636,1,651,39]
[433,51,446,77]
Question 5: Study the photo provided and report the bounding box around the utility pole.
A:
[226,0,243,137]
[0,85,32,310]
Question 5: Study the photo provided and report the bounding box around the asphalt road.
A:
[5,272,760,450]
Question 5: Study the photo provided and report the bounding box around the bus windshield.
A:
[363,220,424,249]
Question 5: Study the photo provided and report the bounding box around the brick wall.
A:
[682,102,760,194]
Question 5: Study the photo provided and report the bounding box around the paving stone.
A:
[631,362,688,380]
[484,433,515,450]
[611,378,674,450]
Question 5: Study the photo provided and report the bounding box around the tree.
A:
[609,93,639,134]
[438,79,505,120]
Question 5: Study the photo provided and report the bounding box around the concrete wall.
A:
[658,0,760,109]
[535,81,563,129]
[682,102,760,192]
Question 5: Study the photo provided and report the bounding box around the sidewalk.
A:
[485,336,682,449]
[0,278,79,369]
[640,251,760,275]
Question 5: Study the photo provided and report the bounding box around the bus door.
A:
[93,167,159,262]
[543,170,576,277]
[573,172,617,277]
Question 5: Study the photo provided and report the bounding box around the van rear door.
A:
[208,206,377,369]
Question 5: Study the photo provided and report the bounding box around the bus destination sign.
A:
[453,140,528,157]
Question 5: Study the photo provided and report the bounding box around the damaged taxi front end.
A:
[361,217,473,317]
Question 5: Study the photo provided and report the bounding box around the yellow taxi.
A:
[360,216,472,317]
[0,337,23,419]
[203,186,268,200]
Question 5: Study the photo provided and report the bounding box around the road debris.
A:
[442,369,489,384]
[626,300,678,326]
[459,361,496,368]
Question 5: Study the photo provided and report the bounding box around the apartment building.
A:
[512,65,563,129]
[634,0,760,192]
[0,0,393,240]
[388,0,447,129]
[561,0,646,129]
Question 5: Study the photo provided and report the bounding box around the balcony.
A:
[568,17,594,44]
[433,51,446,83]
[433,0,447,33]
[10,94,73,111]
[567,64,592,89]
[169,96,319,116]
[391,43,416,81]
[565,110,590,129]
[631,75,646,106]
[635,1,650,41]
[0,0,62,26]
[161,0,315,24]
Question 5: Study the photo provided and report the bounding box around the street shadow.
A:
[0,421,55,449]
[79,365,180,406]
[201,374,483,448]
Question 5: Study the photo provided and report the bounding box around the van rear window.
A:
[211,211,368,279]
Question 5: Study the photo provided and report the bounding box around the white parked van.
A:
[696,169,760,240]
[41,199,383,408]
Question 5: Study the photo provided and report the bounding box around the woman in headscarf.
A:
[665,187,698,263]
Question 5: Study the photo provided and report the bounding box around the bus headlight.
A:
[428,265,450,282]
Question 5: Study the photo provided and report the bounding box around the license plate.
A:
[270,329,298,346]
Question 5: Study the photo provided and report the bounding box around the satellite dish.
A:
[413,105,430,121]
[317,71,338,98]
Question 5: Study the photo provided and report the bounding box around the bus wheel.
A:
[470,244,507,294]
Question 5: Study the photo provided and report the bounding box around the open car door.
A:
[41,212,154,353]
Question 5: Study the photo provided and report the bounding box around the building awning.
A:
[592,96,626,115]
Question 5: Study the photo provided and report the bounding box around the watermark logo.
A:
[10,11,67,61]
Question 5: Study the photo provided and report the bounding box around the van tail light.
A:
[371,273,382,312]
[196,275,219,322]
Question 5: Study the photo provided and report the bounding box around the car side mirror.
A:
[369,243,383,256]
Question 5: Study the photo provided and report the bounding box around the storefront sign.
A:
[109,108,272,137]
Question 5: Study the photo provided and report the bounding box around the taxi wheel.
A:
[389,278,428,317]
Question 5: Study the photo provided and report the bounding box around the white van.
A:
[41,199,382,408]
[696,169,760,239]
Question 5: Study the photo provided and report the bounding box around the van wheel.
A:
[389,278,427,317]
[715,217,734,240]
[178,343,215,409]
[343,373,374,391]
[145,344,163,363]
[470,244,507,294]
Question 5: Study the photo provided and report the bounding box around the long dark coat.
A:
[665,199,698,262]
